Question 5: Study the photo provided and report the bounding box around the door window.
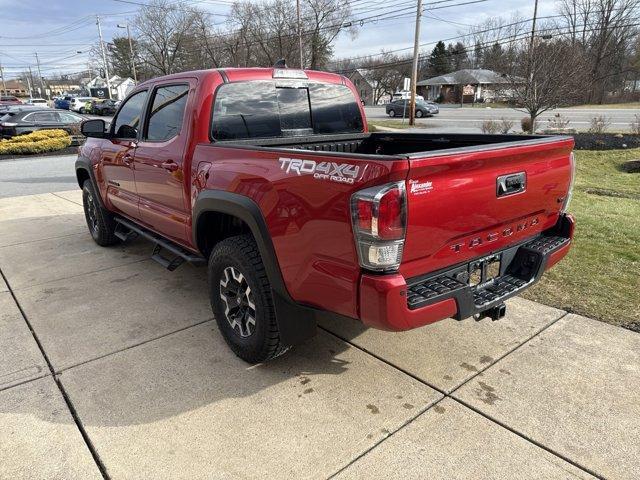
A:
[31,112,57,122]
[145,84,189,141]
[58,112,83,123]
[112,90,147,138]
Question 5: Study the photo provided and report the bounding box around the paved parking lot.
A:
[1,190,639,479]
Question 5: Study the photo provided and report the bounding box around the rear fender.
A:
[193,190,317,346]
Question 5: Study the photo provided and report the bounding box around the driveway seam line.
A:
[0,372,50,394]
[450,396,605,479]
[326,401,438,479]
[0,267,110,480]
[0,232,84,249]
[57,318,215,374]
[51,191,82,206]
[10,257,151,292]
[448,311,569,396]
[318,315,603,480]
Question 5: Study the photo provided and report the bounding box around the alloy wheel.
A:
[219,266,257,338]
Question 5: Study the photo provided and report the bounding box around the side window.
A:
[113,90,147,138]
[32,112,57,122]
[59,112,82,123]
[145,84,189,141]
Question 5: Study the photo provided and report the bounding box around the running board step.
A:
[114,217,206,271]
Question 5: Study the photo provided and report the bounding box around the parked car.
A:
[385,99,438,118]
[25,98,49,107]
[54,95,74,110]
[92,99,118,116]
[0,108,85,138]
[69,97,96,114]
[391,91,424,102]
[0,95,22,106]
[0,104,41,116]
[76,67,575,363]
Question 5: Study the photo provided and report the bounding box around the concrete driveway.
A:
[1,190,638,479]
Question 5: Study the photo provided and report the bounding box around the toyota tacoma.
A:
[76,66,575,363]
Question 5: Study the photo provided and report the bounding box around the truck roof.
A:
[137,67,346,87]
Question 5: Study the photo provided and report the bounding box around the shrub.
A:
[521,117,533,133]
[499,117,514,134]
[480,119,500,134]
[547,113,571,130]
[0,129,72,155]
[630,114,640,135]
[589,115,611,134]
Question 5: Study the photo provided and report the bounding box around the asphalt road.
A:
[365,105,640,133]
[0,154,78,198]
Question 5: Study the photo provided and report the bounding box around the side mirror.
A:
[81,119,107,138]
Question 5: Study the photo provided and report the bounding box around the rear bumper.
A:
[359,213,575,331]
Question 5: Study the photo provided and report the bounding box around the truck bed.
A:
[214,132,568,159]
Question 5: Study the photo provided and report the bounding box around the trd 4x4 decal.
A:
[279,157,360,184]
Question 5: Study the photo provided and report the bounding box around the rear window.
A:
[211,81,363,140]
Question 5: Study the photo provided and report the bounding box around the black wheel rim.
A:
[86,192,99,235]
[219,266,256,338]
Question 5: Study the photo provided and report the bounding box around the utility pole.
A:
[409,0,423,126]
[96,15,112,99]
[529,0,539,53]
[0,57,6,95]
[28,66,35,98]
[35,52,47,100]
[118,23,137,83]
[296,0,304,69]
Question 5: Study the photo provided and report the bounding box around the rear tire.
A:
[388,109,395,117]
[416,110,424,118]
[79,107,85,114]
[82,180,119,246]
[208,234,288,363]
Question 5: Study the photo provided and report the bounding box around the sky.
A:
[0,0,560,80]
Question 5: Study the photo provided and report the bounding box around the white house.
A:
[85,75,135,100]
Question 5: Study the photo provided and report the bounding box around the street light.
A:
[117,23,137,83]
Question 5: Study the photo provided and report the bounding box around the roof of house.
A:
[417,69,511,86]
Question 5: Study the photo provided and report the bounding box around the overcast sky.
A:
[0,0,560,79]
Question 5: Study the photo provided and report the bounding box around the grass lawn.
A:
[571,102,640,109]
[522,149,640,328]
[368,120,431,131]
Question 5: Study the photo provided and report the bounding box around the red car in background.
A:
[0,95,23,106]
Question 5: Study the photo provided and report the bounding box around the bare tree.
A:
[133,0,201,75]
[507,39,589,132]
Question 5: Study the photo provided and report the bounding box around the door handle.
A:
[161,160,179,172]
[122,154,134,166]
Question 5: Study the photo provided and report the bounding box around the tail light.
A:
[561,152,576,213]
[351,181,407,272]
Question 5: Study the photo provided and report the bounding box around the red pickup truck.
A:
[76,66,575,363]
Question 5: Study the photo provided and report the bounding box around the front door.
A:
[100,89,148,221]
[133,83,191,244]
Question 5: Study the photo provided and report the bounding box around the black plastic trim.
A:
[193,190,318,346]
[406,216,572,319]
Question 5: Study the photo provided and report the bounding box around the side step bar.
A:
[114,217,207,271]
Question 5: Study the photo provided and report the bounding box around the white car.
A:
[69,97,95,114]
[25,98,49,107]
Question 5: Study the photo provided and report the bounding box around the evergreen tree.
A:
[427,41,451,76]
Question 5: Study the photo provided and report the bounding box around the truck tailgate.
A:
[400,137,574,279]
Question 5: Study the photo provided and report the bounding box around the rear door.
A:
[25,111,59,131]
[100,89,148,221]
[133,82,192,244]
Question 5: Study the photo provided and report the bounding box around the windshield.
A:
[211,81,363,140]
